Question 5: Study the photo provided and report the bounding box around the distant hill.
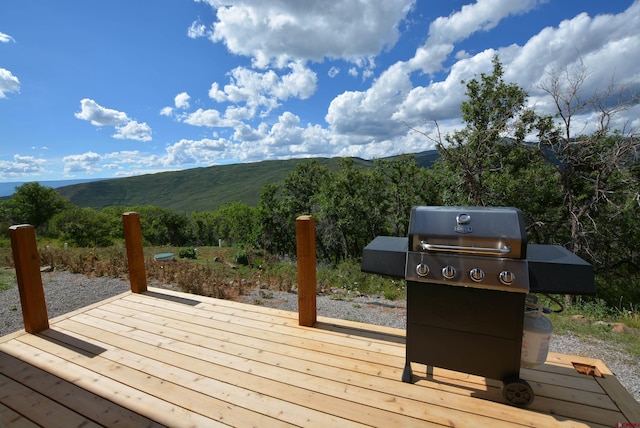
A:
[0,178,103,198]
[54,151,440,212]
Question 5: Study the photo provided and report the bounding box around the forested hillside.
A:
[54,152,440,212]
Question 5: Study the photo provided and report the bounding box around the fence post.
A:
[296,215,317,327]
[122,212,147,293]
[9,224,49,333]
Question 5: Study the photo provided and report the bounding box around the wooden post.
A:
[122,212,147,293]
[296,215,317,327]
[9,224,49,333]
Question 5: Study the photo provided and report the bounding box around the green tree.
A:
[423,55,564,242]
[375,155,432,236]
[191,211,219,246]
[316,158,389,261]
[49,206,116,247]
[257,183,294,255]
[282,160,329,217]
[435,55,547,207]
[213,202,257,246]
[9,182,68,230]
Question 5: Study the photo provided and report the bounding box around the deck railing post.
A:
[9,224,49,333]
[122,212,147,293]
[296,215,317,327]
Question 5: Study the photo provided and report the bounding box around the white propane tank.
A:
[521,296,553,367]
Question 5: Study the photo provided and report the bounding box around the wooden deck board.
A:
[1,287,638,427]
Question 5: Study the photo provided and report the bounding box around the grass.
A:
[539,296,640,359]
[0,269,15,291]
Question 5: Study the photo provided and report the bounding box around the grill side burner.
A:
[361,206,595,408]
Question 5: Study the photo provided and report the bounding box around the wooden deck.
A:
[1,287,638,428]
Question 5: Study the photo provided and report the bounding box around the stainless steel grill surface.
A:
[405,206,529,292]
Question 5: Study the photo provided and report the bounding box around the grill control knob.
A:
[442,265,456,279]
[416,263,429,277]
[499,271,515,285]
[469,267,485,282]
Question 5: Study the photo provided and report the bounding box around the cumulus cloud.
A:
[187,20,207,38]
[62,151,102,174]
[113,121,152,142]
[75,99,129,126]
[0,32,15,43]
[207,61,317,119]
[75,98,152,141]
[196,0,414,67]
[174,92,191,109]
[0,154,47,179]
[0,68,20,98]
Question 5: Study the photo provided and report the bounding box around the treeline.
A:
[1,56,638,306]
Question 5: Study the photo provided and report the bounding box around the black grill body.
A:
[405,283,524,381]
[361,206,595,407]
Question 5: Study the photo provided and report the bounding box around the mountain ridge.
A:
[48,151,440,212]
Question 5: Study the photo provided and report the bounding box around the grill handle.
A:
[420,241,512,256]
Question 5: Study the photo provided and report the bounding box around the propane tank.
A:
[521,295,553,367]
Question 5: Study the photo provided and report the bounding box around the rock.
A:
[611,323,629,333]
[571,314,589,324]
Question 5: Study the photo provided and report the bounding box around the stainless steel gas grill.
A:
[361,206,595,407]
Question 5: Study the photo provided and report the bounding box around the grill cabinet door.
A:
[405,282,525,381]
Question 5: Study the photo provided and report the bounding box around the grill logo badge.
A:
[455,213,472,234]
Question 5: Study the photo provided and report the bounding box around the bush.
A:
[179,247,197,259]
[234,252,250,266]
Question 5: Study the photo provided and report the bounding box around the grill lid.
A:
[408,206,527,259]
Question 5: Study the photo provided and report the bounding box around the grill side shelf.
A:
[361,236,407,279]
[527,244,595,294]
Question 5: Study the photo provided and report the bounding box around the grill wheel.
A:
[502,376,535,407]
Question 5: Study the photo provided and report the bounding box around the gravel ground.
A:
[1,270,638,403]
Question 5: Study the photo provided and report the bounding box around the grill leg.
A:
[402,362,413,383]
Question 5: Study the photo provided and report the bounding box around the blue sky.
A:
[1,0,639,183]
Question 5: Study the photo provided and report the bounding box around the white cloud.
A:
[75,99,128,126]
[113,121,152,142]
[0,68,20,98]
[198,0,414,67]
[163,138,231,165]
[205,61,317,120]
[75,98,153,141]
[0,154,47,179]
[174,92,191,109]
[187,20,207,38]
[328,67,340,78]
[0,32,15,43]
[182,108,224,127]
[62,151,102,174]
[323,0,543,143]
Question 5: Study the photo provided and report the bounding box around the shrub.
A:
[179,247,197,259]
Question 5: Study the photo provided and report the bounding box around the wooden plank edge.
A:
[596,373,640,422]
[545,352,614,376]
[0,291,133,344]
[0,401,39,428]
